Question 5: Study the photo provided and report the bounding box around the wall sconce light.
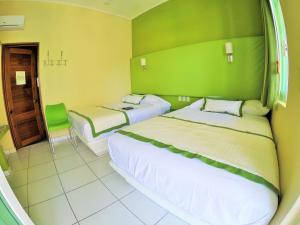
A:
[140,58,147,70]
[225,42,233,63]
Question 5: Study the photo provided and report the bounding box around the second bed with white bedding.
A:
[69,96,171,155]
[108,107,279,225]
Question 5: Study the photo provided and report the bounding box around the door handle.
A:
[9,110,13,114]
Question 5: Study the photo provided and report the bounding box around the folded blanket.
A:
[117,116,280,195]
[70,106,129,137]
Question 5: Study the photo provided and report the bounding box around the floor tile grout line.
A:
[27,172,58,185]
[118,199,147,225]
[26,173,59,188]
[9,142,87,211]
[8,149,73,173]
[25,162,93,187]
[63,179,98,194]
[27,147,81,169]
[50,147,80,224]
[77,150,106,164]
[24,170,113,206]
[94,162,166,225]
[28,150,76,169]
[54,139,123,223]
[27,192,66,208]
[96,170,115,179]
[78,151,147,225]
[76,199,119,223]
[8,159,29,173]
[8,156,29,166]
[154,212,168,225]
[13,152,97,188]
[7,166,28,173]
[61,171,134,196]
[11,183,27,190]
[28,160,53,169]
[11,140,163,225]
[75,150,140,223]
[9,145,100,173]
[118,189,136,200]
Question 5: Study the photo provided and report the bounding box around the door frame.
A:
[1,42,46,149]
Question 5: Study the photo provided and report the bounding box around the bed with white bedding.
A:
[69,95,171,155]
[108,106,279,225]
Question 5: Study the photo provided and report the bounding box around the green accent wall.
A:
[131,36,265,100]
[131,0,265,107]
[132,0,263,56]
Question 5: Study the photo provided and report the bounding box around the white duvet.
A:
[108,108,279,225]
[69,102,170,142]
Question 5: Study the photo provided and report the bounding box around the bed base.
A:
[74,130,108,156]
[109,161,209,225]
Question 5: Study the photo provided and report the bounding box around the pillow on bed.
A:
[242,100,270,116]
[122,94,145,105]
[203,98,244,117]
[188,98,205,110]
[141,95,171,107]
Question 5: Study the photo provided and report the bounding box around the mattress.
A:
[69,102,170,143]
[108,108,278,225]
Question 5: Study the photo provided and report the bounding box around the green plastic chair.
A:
[45,103,77,152]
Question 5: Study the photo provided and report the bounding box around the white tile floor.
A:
[6,140,189,225]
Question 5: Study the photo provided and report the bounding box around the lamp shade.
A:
[225,42,233,54]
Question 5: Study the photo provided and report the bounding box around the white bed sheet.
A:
[69,102,170,143]
[108,108,278,225]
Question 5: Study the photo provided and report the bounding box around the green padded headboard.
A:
[131,36,265,101]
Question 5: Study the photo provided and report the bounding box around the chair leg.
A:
[72,128,78,147]
[48,135,55,153]
[69,128,77,149]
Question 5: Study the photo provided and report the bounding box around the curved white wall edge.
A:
[280,196,300,225]
[0,168,34,225]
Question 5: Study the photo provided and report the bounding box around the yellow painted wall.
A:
[0,1,132,150]
[271,0,300,224]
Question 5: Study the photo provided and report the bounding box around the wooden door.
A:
[2,46,45,149]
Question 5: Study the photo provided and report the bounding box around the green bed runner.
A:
[116,116,280,196]
[70,106,129,138]
[161,115,274,142]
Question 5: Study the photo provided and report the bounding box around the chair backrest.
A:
[45,103,68,127]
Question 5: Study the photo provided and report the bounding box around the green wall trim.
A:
[161,115,274,142]
[131,36,265,101]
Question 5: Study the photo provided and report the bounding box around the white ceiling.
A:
[3,0,168,19]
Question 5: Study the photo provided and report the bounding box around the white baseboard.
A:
[4,148,16,155]
[4,168,11,176]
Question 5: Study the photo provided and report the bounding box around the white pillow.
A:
[122,94,145,105]
[188,98,205,110]
[141,95,171,107]
[242,100,270,116]
[203,98,244,117]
